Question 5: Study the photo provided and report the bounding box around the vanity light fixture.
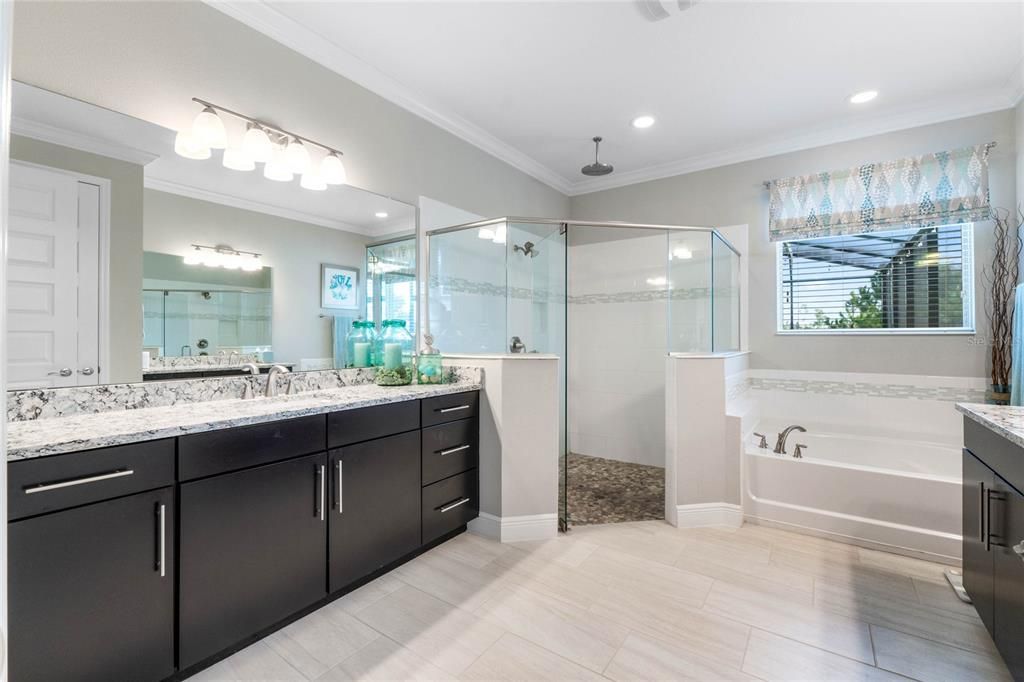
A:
[192,106,228,149]
[175,98,347,191]
[849,90,878,104]
[184,244,264,271]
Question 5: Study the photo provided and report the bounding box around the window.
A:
[365,238,417,335]
[777,223,973,333]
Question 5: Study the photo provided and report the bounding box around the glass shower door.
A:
[505,222,567,528]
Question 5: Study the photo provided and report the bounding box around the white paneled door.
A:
[7,163,101,389]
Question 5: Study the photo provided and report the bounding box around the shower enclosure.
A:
[427,218,740,530]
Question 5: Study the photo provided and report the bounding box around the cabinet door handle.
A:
[156,503,166,578]
[24,468,134,494]
[439,497,471,513]
[317,465,325,521]
[438,405,470,414]
[980,481,987,543]
[337,461,343,514]
[439,444,471,456]
[988,489,1007,550]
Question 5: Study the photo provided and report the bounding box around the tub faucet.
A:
[774,425,807,454]
[753,432,769,449]
[793,443,808,458]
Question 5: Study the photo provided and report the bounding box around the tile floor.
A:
[565,453,665,525]
[192,521,1011,681]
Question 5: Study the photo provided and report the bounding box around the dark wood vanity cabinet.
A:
[963,418,1024,680]
[9,443,176,682]
[178,451,329,669]
[8,390,479,681]
[329,431,422,591]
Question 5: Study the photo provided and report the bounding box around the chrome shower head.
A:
[581,136,613,177]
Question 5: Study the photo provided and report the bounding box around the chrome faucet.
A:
[774,425,807,454]
[240,362,260,376]
[753,432,769,449]
[228,351,240,366]
[509,336,526,353]
[264,364,291,397]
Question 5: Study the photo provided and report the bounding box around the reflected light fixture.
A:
[375,212,389,218]
[174,130,211,160]
[300,171,327,191]
[631,115,655,129]
[671,247,693,260]
[849,90,878,104]
[478,227,496,240]
[175,97,347,192]
[493,223,507,245]
[646,276,668,287]
[242,123,274,162]
[184,244,264,271]
[321,152,347,185]
[192,106,227,149]
[285,138,310,174]
[222,147,255,172]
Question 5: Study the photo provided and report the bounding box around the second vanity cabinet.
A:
[963,418,1024,679]
[8,389,479,682]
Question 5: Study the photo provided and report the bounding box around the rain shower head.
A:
[581,136,614,177]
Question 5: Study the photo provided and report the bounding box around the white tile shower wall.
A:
[569,233,668,468]
[746,369,987,445]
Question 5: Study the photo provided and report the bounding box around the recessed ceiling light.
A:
[849,90,878,104]
[632,115,656,129]
[375,212,389,218]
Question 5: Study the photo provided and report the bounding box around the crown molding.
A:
[144,177,374,236]
[11,116,160,166]
[205,0,574,196]
[567,86,1019,196]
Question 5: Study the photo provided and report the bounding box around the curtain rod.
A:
[761,141,997,190]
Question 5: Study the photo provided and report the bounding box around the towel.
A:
[332,315,359,369]
[1011,284,1024,406]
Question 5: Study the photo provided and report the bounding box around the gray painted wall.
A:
[11,1,570,220]
[10,135,144,384]
[144,189,369,366]
[571,110,1017,378]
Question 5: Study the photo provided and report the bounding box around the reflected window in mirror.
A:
[366,237,416,337]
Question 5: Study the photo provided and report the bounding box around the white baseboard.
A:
[469,512,559,543]
[671,503,744,529]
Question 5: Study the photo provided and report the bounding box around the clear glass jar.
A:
[374,319,414,385]
[417,333,444,384]
[345,320,376,368]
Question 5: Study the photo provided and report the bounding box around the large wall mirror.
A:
[7,81,417,388]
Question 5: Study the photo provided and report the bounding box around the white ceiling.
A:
[11,82,416,237]
[214,0,1024,196]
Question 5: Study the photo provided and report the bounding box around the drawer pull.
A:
[24,468,134,494]
[438,405,470,414]
[439,497,471,513]
[157,503,167,578]
[439,444,471,456]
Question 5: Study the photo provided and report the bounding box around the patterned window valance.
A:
[768,143,994,242]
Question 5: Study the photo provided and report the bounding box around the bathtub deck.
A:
[195,520,1009,681]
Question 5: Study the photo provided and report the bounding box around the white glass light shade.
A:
[492,224,507,245]
[242,124,274,163]
[263,149,294,182]
[174,130,211,160]
[478,228,495,240]
[300,172,327,191]
[321,152,347,185]
[241,256,263,271]
[284,138,310,174]
[191,106,227,149]
[183,248,203,265]
[222,147,255,172]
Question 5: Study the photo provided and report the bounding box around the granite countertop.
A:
[8,381,481,461]
[143,362,295,376]
[956,402,1024,449]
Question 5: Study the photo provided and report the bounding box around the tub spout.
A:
[774,425,807,455]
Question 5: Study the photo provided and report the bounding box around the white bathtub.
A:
[743,421,962,562]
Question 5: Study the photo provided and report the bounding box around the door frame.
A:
[0,0,13,675]
[9,159,112,384]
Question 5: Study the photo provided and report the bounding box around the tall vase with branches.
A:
[983,207,1023,404]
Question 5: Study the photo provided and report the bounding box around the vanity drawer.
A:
[179,415,326,482]
[421,391,479,428]
[422,419,478,486]
[8,439,175,521]
[328,400,420,448]
[422,469,478,545]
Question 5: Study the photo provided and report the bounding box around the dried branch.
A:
[983,207,1023,388]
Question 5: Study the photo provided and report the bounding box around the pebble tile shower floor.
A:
[565,453,664,526]
[193,521,1009,681]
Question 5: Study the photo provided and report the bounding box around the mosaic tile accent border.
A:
[748,376,986,403]
[431,275,732,306]
[8,365,483,422]
[148,354,262,369]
